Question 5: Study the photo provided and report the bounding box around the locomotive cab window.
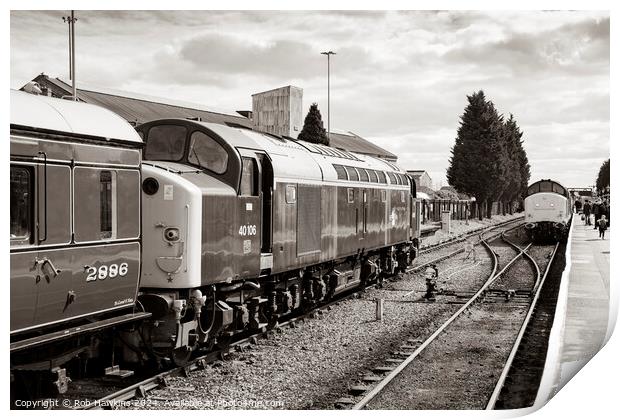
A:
[144,125,187,161]
[240,158,258,196]
[188,131,228,174]
[10,166,32,244]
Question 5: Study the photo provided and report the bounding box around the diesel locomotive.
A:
[10,90,420,394]
[523,179,572,242]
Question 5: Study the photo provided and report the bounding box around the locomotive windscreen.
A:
[144,124,187,161]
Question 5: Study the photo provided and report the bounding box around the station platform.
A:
[534,216,611,407]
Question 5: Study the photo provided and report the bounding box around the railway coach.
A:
[10,90,149,394]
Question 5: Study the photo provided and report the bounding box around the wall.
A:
[251,86,303,138]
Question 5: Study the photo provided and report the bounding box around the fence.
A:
[419,199,514,224]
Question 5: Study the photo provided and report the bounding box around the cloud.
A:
[10,10,609,189]
[442,16,609,77]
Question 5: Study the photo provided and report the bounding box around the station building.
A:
[22,74,397,162]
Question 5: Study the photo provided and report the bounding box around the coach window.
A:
[10,166,32,245]
[100,170,116,239]
[381,190,387,202]
[144,125,187,161]
[240,158,258,196]
[188,131,228,174]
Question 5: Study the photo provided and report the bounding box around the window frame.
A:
[99,170,117,240]
[143,124,188,162]
[347,188,355,203]
[285,184,297,204]
[239,157,259,197]
[10,165,34,247]
[187,130,229,175]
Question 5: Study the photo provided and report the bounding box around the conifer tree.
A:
[596,159,610,195]
[298,103,329,146]
[447,91,505,219]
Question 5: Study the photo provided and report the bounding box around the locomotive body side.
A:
[132,119,418,360]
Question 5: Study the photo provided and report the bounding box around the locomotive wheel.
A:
[216,334,233,349]
[171,346,193,366]
[267,314,279,330]
[202,337,216,352]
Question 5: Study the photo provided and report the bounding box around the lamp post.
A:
[62,11,77,101]
[320,51,336,141]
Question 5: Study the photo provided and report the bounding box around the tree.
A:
[499,114,530,214]
[596,159,610,195]
[298,103,329,146]
[447,91,506,219]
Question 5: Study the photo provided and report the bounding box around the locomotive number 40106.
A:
[238,224,257,236]
[86,263,129,282]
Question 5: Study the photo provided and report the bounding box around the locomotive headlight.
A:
[163,227,180,242]
[142,177,160,195]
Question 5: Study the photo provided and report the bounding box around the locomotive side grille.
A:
[297,184,321,255]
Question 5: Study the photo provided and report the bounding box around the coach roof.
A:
[10,90,142,144]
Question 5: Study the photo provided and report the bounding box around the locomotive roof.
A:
[185,120,407,184]
[10,90,142,144]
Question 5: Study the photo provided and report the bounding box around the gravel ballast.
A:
[121,218,528,410]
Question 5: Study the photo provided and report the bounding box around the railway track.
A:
[350,232,560,410]
[50,216,524,410]
[418,216,524,256]
[487,240,562,409]
[410,217,525,274]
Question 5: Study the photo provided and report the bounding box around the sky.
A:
[10,10,610,189]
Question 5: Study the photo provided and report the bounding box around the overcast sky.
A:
[10,10,609,189]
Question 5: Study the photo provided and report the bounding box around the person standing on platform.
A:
[593,200,602,229]
[583,200,592,225]
[598,214,608,239]
[574,199,582,214]
[599,201,608,228]
[605,199,610,227]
